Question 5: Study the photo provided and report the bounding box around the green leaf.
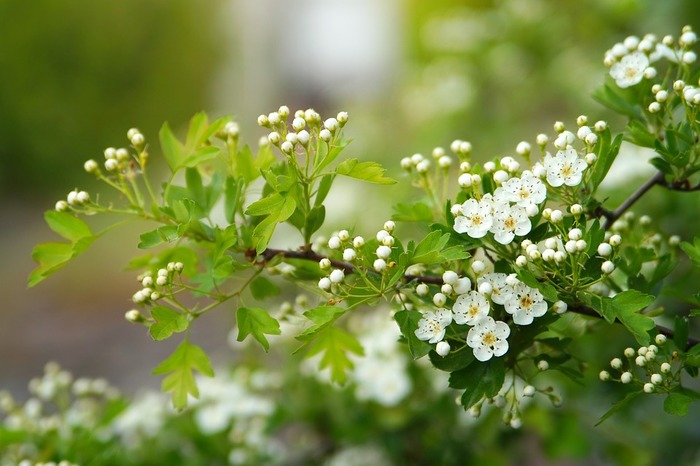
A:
[152,339,214,410]
[449,358,506,409]
[516,269,558,302]
[314,174,335,207]
[249,276,280,300]
[305,327,364,384]
[681,237,700,268]
[296,306,346,342]
[589,131,623,190]
[44,211,92,242]
[335,158,396,185]
[579,290,656,345]
[596,391,642,426]
[250,194,297,254]
[181,146,220,168]
[149,306,190,341]
[159,121,185,172]
[229,144,257,182]
[245,193,288,216]
[429,346,475,372]
[674,316,690,351]
[663,391,696,416]
[224,177,245,223]
[685,345,700,367]
[138,225,183,249]
[394,310,432,359]
[392,202,434,222]
[28,212,96,287]
[236,306,281,351]
[410,230,470,265]
[314,139,350,174]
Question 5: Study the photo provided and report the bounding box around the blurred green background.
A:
[2,0,700,464]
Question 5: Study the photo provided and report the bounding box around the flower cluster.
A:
[129,262,184,308]
[599,334,677,395]
[414,271,549,362]
[258,105,348,154]
[605,26,697,89]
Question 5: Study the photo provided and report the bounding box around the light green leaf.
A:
[681,238,700,269]
[335,158,396,185]
[159,122,185,172]
[392,202,434,222]
[149,306,190,341]
[152,339,214,410]
[250,194,297,254]
[314,139,350,174]
[236,306,281,351]
[245,193,288,216]
[138,225,183,249]
[230,144,257,182]
[409,230,470,265]
[181,146,221,168]
[296,306,346,342]
[44,211,92,242]
[305,327,364,385]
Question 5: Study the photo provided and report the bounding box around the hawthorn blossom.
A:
[478,273,514,305]
[454,197,494,238]
[543,148,588,187]
[414,308,452,344]
[490,203,531,245]
[467,316,510,362]
[452,291,490,325]
[495,174,547,208]
[504,283,547,325]
[609,51,649,88]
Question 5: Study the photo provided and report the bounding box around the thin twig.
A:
[603,172,664,229]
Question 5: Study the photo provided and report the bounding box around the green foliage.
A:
[579,290,656,345]
[28,211,95,287]
[236,307,281,351]
[148,306,190,341]
[152,339,214,410]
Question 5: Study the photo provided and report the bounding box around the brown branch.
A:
[247,247,699,350]
[602,172,665,229]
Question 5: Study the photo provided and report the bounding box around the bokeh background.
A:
[2,0,700,464]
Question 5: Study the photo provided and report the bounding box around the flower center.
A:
[482,332,496,346]
[561,163,573,178]
[504,216,516,230]
[469,305,480,317]
[469,214,483,226]
[520,295,533,309]
[625,66,639,79]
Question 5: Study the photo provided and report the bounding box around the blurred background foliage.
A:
[3,0,700,464]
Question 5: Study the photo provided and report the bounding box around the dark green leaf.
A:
[516,269,558,302]
[429,346,475,372]
[674,316,690,350]
[250,276,281,300]
[394,310,432,359]
[664,392,695,416]
[596,391,642,426]
[449,358,506,409]
[579,290,656,345]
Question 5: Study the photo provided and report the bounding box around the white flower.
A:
[609,51,649,88]
[544,148,588,187]
[496,174,547,207]
[466,316,510,362]
[504,283,547,325]
[329,269,344,284]
[478,273,514,305]
[415,309,452,344]
[452,291,490,325]
[490,203,531,245]
[453,197,494,238]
